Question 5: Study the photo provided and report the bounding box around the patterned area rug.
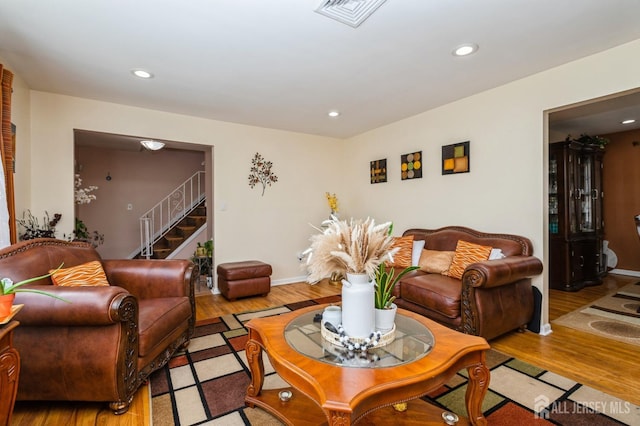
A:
[150,297,639,425]
[553,282,640,346]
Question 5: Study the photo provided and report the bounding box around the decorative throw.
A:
[50,260,110,287]
[387,235,414,268]
[418,249,455,274]
[446,240,492,279]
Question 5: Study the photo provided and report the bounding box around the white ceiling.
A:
[1,0,640,140]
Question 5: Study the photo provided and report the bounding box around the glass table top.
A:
[284,308,434,368]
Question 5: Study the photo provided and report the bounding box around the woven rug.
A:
[553,282,640,346]
[150,297,639,425]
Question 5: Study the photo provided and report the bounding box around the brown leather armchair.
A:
[0,238,196,414]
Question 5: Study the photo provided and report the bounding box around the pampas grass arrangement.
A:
[304,216,397,284]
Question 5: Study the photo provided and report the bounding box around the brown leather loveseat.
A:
[393,227,543,340]
[0,238,196,414]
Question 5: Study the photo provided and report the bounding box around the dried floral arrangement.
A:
[74,174,98,204]
[17,210,61,240]
[248,152,278,196]
[326,192,339,214]
[303,217,398,283]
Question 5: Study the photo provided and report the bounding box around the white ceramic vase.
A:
[341,273,375,339]
[375,303,397,332]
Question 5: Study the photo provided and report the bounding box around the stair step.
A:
[136,198,207,259]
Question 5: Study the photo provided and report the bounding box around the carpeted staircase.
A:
[137,201,206,259]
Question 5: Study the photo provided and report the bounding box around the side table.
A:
[193,256,213,289]
[0,321,20,426]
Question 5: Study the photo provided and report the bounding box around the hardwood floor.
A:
[10,274,639,425]
[492,273,640,407]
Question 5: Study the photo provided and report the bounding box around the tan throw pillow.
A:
[418,249,455,274]
[50,260,110,287]
[446,240,492,280]
[387,235,414,268]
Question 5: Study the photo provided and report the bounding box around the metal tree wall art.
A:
[248,152,278,196]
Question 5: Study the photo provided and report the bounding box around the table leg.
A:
[465,360,490,426]
[245,330,264,398]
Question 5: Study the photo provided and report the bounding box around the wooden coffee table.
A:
[245,305,490,425]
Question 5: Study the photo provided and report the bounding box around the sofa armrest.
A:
[102,259,195,300]
[462,256,543,289]
[14,285,134,326]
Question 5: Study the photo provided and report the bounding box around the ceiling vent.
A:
[315,0,387,28]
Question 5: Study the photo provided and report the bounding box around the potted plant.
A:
[72,218,105,247]
[16,210,61,240]
[303,217,397,339]
[374,263,419,331]
[567,134,609,148]
[0,266,68,317]
[203,240,213,257]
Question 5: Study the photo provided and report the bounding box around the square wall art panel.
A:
[370,158,387,184]
[442,141,470,175]
[401,151,422,180]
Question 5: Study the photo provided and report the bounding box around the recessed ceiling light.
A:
[453,43,479,57]
[328,111,341,118]
[131,69,154,79]
[621,119,636,125]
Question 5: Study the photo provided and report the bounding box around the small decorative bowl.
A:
[442,411,459,425]
[278,390,292,402]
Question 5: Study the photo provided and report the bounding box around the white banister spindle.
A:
[137,171,206,257]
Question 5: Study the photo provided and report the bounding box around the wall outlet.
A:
[127,203,133,210]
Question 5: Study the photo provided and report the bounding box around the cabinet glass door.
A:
[578,154,594,232]
[568,149,577,234]
[549,155,559,234]
[593,152,604,232]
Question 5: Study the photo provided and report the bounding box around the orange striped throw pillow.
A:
[387,235,414,268]
[50,260,110,287]
[445,240,492,280]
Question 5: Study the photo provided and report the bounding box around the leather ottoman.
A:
[217,260,272,301]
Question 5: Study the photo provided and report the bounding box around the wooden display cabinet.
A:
[549,140,606,291]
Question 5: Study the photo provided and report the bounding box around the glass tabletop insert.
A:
[284,309,434,368]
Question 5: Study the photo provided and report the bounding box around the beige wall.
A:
[343,39,640,331]
[24,91,345,284]
[4,39,640,332]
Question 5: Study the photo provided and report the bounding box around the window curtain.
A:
[0,64,15,248]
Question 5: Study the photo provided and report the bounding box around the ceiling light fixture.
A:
[621,119,636,125]
[140,140,165,151]
[453,43,479,57]
[131,69,154,79]
[328,111,341,118]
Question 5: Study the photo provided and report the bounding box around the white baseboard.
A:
[609,268,640,277]
[539,323,553,336]
[271,275,309,286]
[204,275,309,295]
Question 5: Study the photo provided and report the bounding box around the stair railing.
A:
[139,170,206,258]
